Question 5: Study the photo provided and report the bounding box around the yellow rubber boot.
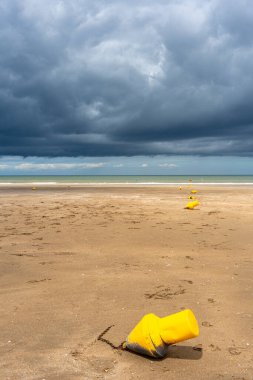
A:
[125,309,199,358]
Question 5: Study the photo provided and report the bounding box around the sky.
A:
[1,0,253,175]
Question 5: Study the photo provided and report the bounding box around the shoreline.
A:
[1,181,253,187]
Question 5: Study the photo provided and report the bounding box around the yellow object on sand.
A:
[185,200,199,209]
[179,186,182,190]
[188,195,195,200]
[191,190,197,194]
[32,187,37,190]
[125,309,199,358]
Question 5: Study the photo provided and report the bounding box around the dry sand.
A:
[0,185,252,380]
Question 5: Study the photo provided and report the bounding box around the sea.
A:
[0,175,253,185]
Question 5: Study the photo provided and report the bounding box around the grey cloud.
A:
[0,0,253,157]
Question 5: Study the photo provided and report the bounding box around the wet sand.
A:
[0,185,252,380]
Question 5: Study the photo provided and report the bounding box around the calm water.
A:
[1,175,253,184]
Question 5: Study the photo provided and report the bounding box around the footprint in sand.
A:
[145,285,186,300]
[228,347,242,355]
[181,279,193,284]
[27,278,52,283]
[202,321,213,327]
[209,344,221,351]
[11,253,35,257]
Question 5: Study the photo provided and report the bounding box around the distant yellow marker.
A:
[32,187,37,190]
[185,200,200,210]
[191,190,197,194]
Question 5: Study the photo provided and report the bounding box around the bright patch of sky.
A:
[0,156,252,175]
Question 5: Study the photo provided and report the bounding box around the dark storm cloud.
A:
[1,0,253,157]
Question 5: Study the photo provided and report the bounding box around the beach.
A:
[0,185,252,380]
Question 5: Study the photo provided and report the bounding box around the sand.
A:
[0,185,252,380]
